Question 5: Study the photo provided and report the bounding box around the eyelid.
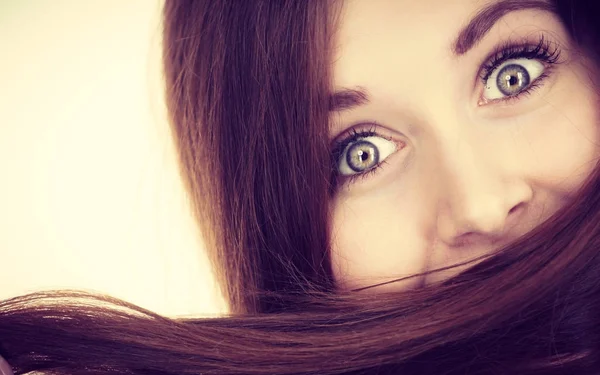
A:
[331,121,383,143]
[482,58,545,100]
[330,122,407,162]
[338,135,397,175]
[474,35,558,81]
[474,35,562,107]
[330,122,406,188]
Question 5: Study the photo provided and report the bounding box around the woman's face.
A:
[329,0,600,292]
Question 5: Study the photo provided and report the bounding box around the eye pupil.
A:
[497,64,530,96]
[506,74,519,86]
[347,140,379,172]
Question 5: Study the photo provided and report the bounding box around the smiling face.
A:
[328,0,600,292]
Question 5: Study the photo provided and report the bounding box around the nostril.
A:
[509,202,523,215]
[454,232,477,247]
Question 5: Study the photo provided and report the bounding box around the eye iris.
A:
[496,64,530,96]
[347,140,379,172]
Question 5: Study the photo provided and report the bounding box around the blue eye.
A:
[478,36,562,104]
[337,135,397,176]
[483,58,545,100]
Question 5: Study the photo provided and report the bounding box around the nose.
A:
[435,137,532,247]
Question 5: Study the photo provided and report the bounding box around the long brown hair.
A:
[2,0,600,374]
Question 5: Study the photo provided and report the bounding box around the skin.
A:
[329,0,600,292]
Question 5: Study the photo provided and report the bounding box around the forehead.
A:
[330,0,556,117]
[333,0,495,50]
[336,0,489,32]
[332,0,489,82]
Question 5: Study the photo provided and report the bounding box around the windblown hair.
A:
[2,0,600,374]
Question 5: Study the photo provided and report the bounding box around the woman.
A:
[2,0,600,373]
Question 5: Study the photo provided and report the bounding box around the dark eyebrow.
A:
[452,0,556,55]
[329,0,556,113]
[329,86,369,113]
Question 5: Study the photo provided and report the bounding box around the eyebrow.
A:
[329,0,556,113]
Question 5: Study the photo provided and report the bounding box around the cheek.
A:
[520,68,600,196]
[329,188,430,292]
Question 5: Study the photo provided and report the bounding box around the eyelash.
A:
[331,35,563,189]
[478,35,562,103]
[480,35,561,82]
[330,126,393,186]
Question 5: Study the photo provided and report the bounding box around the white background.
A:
[0,0,227,317]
